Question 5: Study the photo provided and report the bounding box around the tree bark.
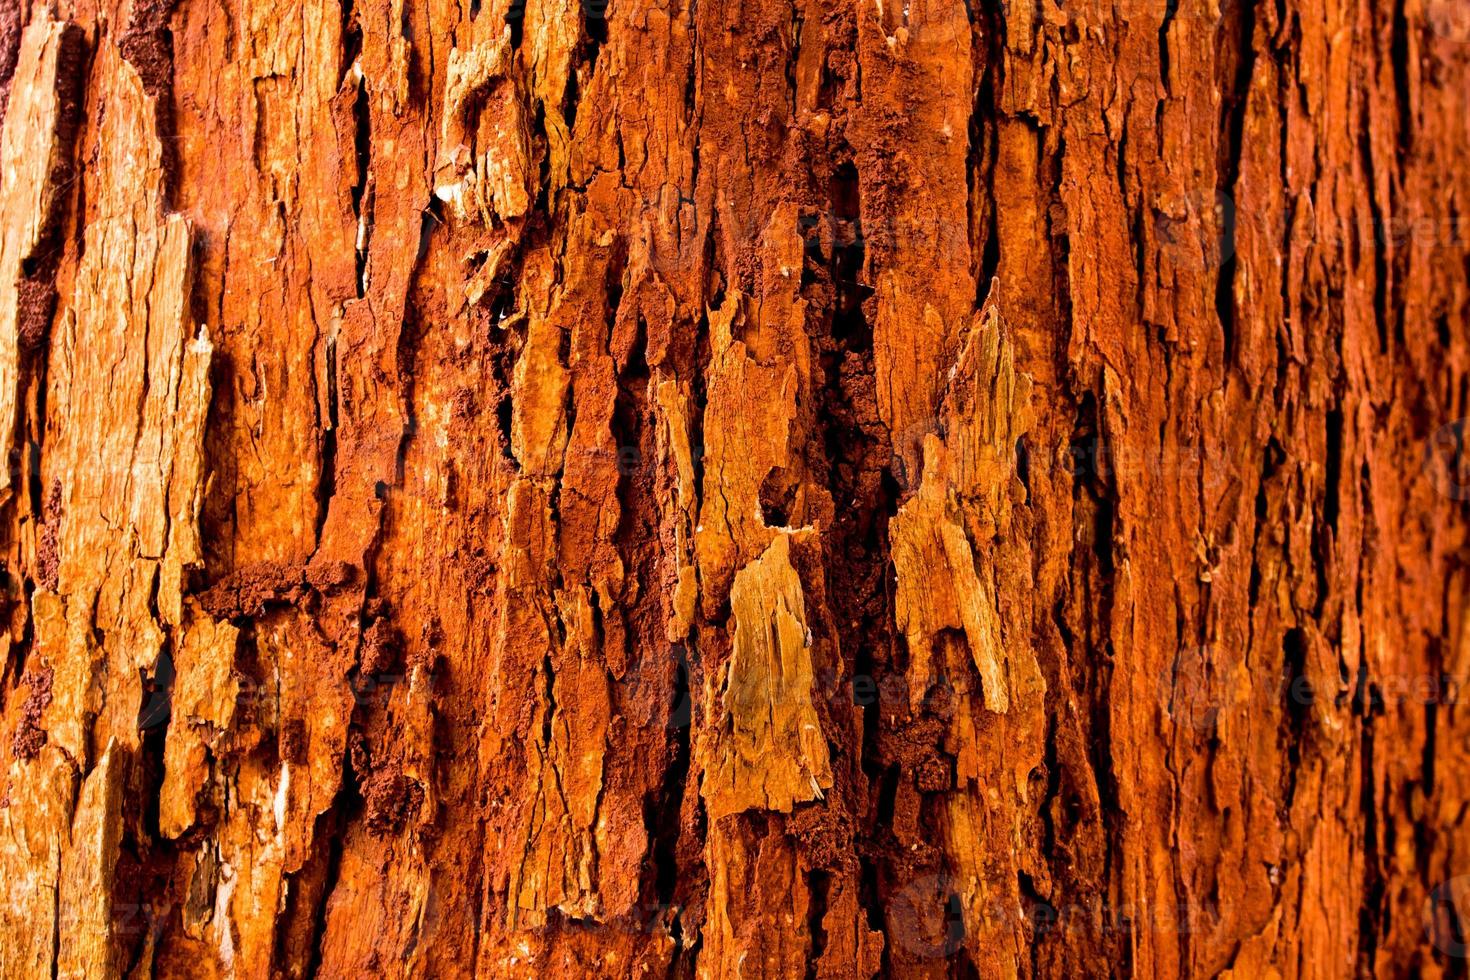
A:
[0,0,1468,975]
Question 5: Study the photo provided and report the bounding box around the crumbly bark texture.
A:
[0,0,1468,976]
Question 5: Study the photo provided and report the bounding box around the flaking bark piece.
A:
[703,533,833,820]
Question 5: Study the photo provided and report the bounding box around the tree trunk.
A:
[0,0,1468,975]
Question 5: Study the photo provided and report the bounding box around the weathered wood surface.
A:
[0,0,1467,976]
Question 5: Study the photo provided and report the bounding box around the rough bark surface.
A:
[0,0,1469,976]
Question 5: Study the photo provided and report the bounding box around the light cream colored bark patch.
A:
[703,533,833,820]
[0,14,77,503]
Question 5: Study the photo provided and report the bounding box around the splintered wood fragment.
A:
[4,38,233,977]
[656,379,699,640]
[523,0,582,193]
[437,33,532,224]
[42,39,209,765]
[56,740,123,980]
[938,303,1033,527]
[0,14,81,502]
[159,609,241,839]
[0,743,75,976]
[506,649,612,927]
[700,825,815,978]
[694,298,800,606]
[890,305,1033,714]
[158,329,216,627]
[703,533,833,820]
[891,440,1010,713]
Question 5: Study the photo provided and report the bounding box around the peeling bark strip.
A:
[0,0,1468,977]
[0,15,82,502]
[703,532,833,820]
